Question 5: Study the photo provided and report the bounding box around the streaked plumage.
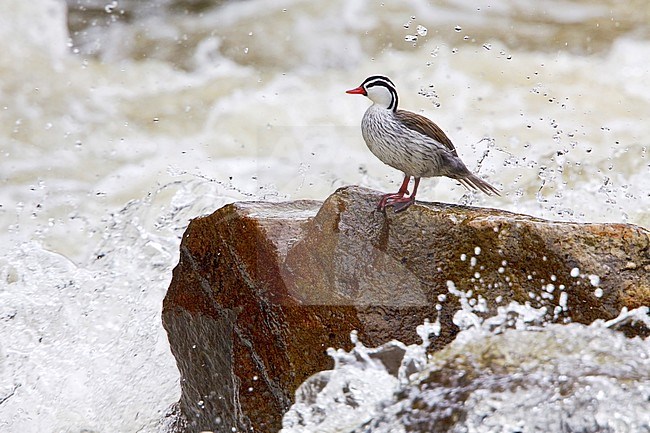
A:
[346,75,499,212]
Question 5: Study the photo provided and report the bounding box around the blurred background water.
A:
[0,0,648,431]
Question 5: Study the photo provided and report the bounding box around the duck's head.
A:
[346,75,399,111]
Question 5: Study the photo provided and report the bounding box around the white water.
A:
[0,0,648,431]
[281,303,650,433]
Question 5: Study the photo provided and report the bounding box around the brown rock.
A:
[162,186,650,432]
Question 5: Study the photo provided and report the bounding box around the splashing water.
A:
[0,179,240,432]
[281,283,650,433]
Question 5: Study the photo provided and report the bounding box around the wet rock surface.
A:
[162,186,650,432]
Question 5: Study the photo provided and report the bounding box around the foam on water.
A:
[280,290,650,433]
[1,0,648,430]
[0,180,241,432]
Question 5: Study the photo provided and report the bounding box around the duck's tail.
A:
[458,174,501,196]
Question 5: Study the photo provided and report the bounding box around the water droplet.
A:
[405,35,418,42]
[104,1,117,13]
[454,26,462,32]
[570,267,580,278]
[416,25,428,36]
[588,275,600,287]
[483,43,492,50]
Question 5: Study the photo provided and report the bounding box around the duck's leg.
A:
[378,174,411,211]
[390,177,420,212]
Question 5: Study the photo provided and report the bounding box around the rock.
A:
[162,186,650,432]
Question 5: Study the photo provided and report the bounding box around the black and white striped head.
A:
[346,75,399,111]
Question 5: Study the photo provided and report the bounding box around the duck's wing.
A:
[395,109,458,157]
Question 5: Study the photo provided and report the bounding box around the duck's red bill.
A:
[345,86,366,95]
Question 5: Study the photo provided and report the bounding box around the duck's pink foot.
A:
[377,192,407,211]
[377,175,418,212]
[377,195,416,212]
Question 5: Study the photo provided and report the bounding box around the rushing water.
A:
[0,0,648,431]
[281,304,650,433]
